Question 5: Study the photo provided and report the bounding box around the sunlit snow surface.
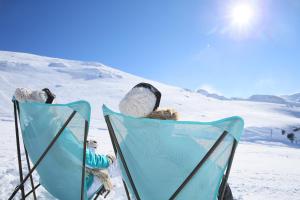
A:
[0,51,299,199]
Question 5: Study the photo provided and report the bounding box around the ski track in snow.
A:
[0,51,300,199]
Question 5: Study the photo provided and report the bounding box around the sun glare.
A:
[230,3,255,28]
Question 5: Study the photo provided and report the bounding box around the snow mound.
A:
[0,61,33,72]
[282,93,300,103]
[48,62,67,68]
[248,94,287,104]
[196,88,228,100]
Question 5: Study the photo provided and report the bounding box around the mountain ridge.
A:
[0,50,299,129]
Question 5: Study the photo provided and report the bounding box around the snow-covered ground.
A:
[0,51,299,199]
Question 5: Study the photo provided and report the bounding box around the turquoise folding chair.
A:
[103,105,244,200]
[9,100,105,200]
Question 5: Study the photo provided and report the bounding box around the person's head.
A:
[119,82,161,117]
[14,88,55,104]
[87,140,98,150]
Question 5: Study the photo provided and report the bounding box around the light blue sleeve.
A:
[85,149,110,169]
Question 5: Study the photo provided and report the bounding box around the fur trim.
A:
[146,109,179,120]
[86,168,113,190]
[14,88,47,103]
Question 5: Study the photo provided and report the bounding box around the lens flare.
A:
[230,3,255,28]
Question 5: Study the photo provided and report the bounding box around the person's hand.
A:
[106,154,116,165]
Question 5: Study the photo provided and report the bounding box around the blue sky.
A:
[0,0,299,97]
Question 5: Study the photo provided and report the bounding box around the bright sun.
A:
[230,3,255,28]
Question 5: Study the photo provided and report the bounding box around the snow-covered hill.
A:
[0,51,300,200]
[282,93,300,103]
[248,94,287,104]
[194,87,300,107]
[195,87,300,107]
[196,88,228,100]
[1,51,299,128]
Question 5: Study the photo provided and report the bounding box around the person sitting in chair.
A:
[118,82,233,200]
[14,87,116,198]
[119,82,178,120]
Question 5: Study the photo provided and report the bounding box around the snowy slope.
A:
[195,88,228,100]
[0,51,300,200]
[248,94,287,104]
[282,93,300,103]
[1,51,299,128]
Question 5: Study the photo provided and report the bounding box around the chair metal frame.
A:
[8,100,104,200]
[104,115,238,200]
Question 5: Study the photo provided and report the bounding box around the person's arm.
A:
[85,148,110,169]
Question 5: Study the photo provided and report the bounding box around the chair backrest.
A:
[103,105,244,200]
[18,101,91,199]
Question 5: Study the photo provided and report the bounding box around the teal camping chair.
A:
[9,100,106,200]
[103,105,244,200]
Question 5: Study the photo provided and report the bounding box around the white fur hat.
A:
[14,88,47,103]
[119,83,161,117]
[14,88,56,103]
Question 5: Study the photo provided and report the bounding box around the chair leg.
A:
[219,140,238,200]
[15,101,37,200]
[24,149,37,200]
[13,101,25,199]
[93,185,105,200]
[25,183,41,198]
[81,120,89,200]
[105,115,137,200]
[123,180,131,200]
[93,191,101,200]
[218,183,233,200]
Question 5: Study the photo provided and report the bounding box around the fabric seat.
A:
[15,100,91,199]
[102,105,244,200]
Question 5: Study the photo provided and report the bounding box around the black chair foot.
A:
[219,183,233,200]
